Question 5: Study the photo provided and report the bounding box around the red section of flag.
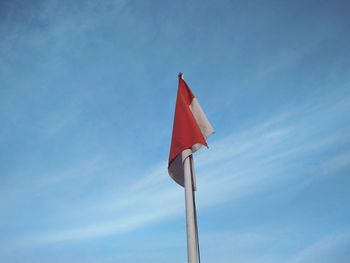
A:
[168,74,207,166]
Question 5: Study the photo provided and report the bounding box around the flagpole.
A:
[183,155,198,263]
[169,72,212,263]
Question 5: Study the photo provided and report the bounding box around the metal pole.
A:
[184,156,198,263]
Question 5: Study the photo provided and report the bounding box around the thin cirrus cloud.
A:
[287,230,350,263]
[8,89,349,249]
[1,3,349,262]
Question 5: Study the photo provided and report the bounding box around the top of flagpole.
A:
[178,72,183,79]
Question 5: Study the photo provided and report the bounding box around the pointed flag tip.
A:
[178,72,183,78]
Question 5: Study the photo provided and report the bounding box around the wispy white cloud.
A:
[200,230,279,263]
[14,203,181,246]
[321,150,350,173]
[288,230,350,263]
[7,91,349,248]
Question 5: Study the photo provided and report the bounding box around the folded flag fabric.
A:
[168,73,214,187]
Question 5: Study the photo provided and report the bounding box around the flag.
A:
[168,73,214,187]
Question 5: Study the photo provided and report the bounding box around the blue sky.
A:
[1,0,350,262]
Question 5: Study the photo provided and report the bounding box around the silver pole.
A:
[184,156,198,263]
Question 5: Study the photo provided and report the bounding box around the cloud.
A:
[6,90,350,249]
[288,230,350,263]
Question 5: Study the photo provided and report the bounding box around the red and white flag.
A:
[168,73,214,187]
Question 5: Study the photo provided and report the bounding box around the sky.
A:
[0,0,350,262]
